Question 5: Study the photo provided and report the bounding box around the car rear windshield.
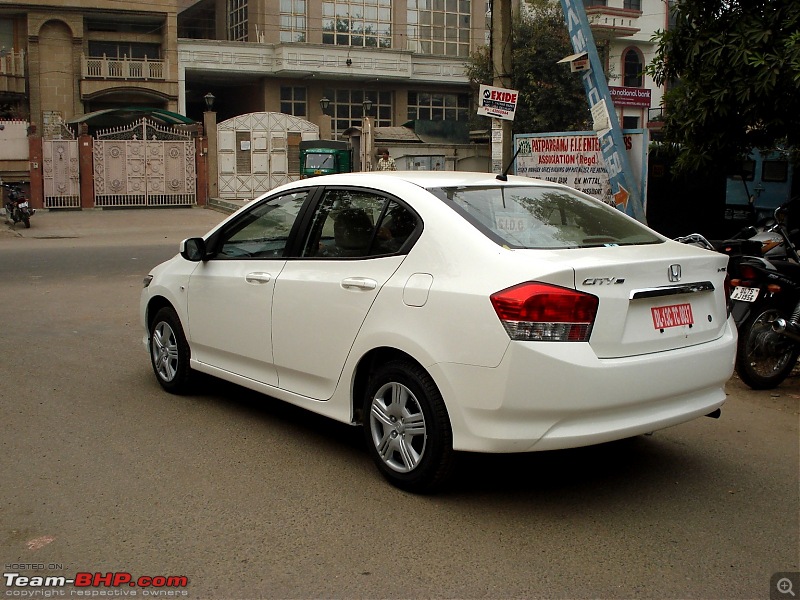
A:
[427,185,662,249]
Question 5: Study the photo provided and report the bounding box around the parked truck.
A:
[299,140,353,178]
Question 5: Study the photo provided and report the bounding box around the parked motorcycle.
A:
[729,204,800,389]
[2,180,34,228]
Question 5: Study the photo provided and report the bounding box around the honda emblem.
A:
[668,264,682,282]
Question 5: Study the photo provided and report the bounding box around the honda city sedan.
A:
[141,171,737,492]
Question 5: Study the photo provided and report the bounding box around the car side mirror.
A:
[180,237,207,262]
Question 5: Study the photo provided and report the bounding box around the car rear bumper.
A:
[429,319,737,453]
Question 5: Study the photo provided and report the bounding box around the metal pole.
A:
[491,0,513,173]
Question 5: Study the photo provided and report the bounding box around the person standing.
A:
[376,148,397,171]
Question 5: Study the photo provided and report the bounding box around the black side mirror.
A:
[180,237,207,262]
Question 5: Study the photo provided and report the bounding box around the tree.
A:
[648,0,800,173]
[466,0,590,134]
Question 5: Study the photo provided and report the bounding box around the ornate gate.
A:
[42,127,80,209]
[93,118,196,207]
[217,112,319,200]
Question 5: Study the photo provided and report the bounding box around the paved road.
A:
[1,209,798,600]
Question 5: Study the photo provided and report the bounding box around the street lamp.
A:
[204,92,215,112]
[362,97,373,116]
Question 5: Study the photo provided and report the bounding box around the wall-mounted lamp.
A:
[319,96,331,115]
[204,92,216,112]
[346,58,352,67]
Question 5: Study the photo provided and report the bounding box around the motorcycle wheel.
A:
[735,301,800,389]
[23,216,30,228]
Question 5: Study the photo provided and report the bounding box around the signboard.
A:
[514,129,649,209]
[477,84,519,121]
[609,86,652,108]
[559,0,646,222]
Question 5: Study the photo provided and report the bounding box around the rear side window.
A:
[428,185,662,249]
[301,189,418,258]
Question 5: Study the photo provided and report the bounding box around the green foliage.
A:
[648,0,800,173]
[466,0,590,134]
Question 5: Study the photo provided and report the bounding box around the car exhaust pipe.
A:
[705,408,721,419]
[772,317,800,343]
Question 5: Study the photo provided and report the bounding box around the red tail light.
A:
[490,282,598,342]
[738,264,759,282]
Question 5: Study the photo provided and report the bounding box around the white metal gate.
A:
[217,112,319,200]
[42,129,80,209]
[93,118,196,207]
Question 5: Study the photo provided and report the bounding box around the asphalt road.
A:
[1,209,798,600]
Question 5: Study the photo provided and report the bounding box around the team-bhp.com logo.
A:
[4,572,189,596]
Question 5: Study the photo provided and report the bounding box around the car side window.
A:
[301,190,417,258]
[216,191,308,259]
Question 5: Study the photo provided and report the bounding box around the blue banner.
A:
[559,0,646,223]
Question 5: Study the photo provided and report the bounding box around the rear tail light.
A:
[490,282,598,342]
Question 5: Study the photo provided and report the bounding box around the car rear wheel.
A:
[149,307,193,394]
[363,360,454,493]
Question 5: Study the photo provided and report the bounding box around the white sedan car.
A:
[141,172,736,492]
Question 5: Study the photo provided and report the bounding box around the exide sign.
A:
[477,84,519,121]
[489,90,517,103]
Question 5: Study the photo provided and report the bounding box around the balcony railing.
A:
[81,54,167,81]
[0,49,25,77]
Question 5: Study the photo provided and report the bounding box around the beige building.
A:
[0,0,180,132]
[176,0,489,140]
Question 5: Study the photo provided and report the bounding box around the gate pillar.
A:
[27,128,44,210]
[78,128,94,209]
[196,127,208,207]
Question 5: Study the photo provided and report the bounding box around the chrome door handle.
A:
[341,277,377,291]
[245,272,271,284]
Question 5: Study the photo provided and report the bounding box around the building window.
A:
[322,0,392,48]
[0,19,14,53]
[88,41,161,59]
[623,48,643,87]
[623,0,641,9]
[280,0,307,42]
[622,116,639,129]
[407,92,469,121]
[227,0,248,41]
[407,0,471,57]
[280,86,307,117]
[584,0,607,6]
[323,88,392,139]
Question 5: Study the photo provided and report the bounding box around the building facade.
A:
[177,0,490,140]
[0,0,669,194]
[582,0,668,128]
[0,0,180,131]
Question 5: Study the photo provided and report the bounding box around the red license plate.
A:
[651,303,694,329]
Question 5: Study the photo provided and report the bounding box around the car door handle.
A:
[341,277,377,291]
[245,272,272,284]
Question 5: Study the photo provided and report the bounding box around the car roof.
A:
[284,171,554,190]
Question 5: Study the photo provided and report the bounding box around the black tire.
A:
[149,306,193,394]
[362,359,455,493]
[735,301,800,390]
[23,217,30,228]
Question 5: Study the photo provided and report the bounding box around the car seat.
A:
[334,208,373,257]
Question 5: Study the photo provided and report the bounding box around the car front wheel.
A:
[363,360,454,493]
[149,306,193,394]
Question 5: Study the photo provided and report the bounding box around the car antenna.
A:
[496,146,522,181]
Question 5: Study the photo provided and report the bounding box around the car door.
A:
[186,189,312,385]
[271,187,419,400]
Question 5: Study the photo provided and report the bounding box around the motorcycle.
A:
[729,204,800,389]
[2,181,34,228]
